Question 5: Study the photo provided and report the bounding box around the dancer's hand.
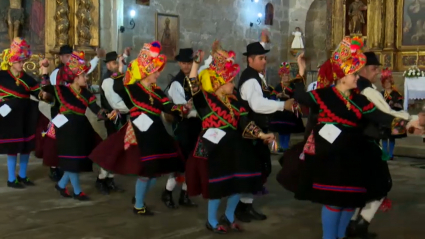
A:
[193,50,204,64]
[258,132,275,142]
[297,52,306,76]
[107,109,119,120]
[284,98,295,111]
[261,29,270,43]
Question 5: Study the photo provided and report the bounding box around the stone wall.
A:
[119,0,290,88]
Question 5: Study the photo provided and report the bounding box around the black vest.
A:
[237,66,271,130]
[166,70,192,101]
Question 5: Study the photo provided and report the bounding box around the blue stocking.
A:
[337,209,355,239]
[381,140,388,154]
[208,199,221,228]
[225,194,240,223]
[68,172,82,195]
[389,139,395,157]
[7,155,17,182]
[135,177,149,208]
[58,171,70,189]
[279,134,290,149]
[18,154,30,178]
[321,205,342,239]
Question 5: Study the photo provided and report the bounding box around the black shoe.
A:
[235,202,267,221]
[17,176,35,186]
[105,178,125,192]
[133,206,154,216]
[55,184,72,198]
[49,168,63,182]
[95,178,110,195]
[219,215,243,232]
[235,201,252,223]
[205,221,228,234]
[7,180,25,189]
[73,192,90,201]
[161,189,178,209]
[346,215,378,239]
[178,190,197,207]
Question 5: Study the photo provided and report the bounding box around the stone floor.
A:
[0,155,424,239]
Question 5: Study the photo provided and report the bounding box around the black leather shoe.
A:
[95,178,110,195]
[219,215,243,232]
[105,178,125,192]
[178,190,197,207]
[55,184,72,198]
[7,180,24,189]
[346,215,377,239]
[235,202,252,223]
[245,203,267,220]
[161,189,178,209]
[73,192,90,201]
[133,206,154,216]
[17,176,35,186]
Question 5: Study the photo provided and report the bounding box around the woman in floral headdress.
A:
[279,36,408,239]
[89,41,191,215]
[0,37,50,189]
[184,41,275,234]
[380,68,406,159]
[40,51,117,201]
[269,62,305,152]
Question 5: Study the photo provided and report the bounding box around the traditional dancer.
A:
[40,51,116,201]
[269,62,305,152]
[161,48,201,208]
[346,55,410,238]
[380,68,407,159]
[185,42,275,233]
[235,31,294,222]
[0,37,49,188]
[89,41,191,215]
[95,51,128,195]
[291,37,407,239]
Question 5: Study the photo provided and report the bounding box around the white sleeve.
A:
[307,82,316,92]
[102,78,129,114]
[240,78,285,114]
[87,56,100,75]
[260,42,266,48]
[168,81,187,104]
[50,69,59,85]
[361,87,410,120]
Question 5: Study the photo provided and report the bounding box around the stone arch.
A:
[304,0,330,71]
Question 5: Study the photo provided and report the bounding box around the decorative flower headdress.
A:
[317,36,366,89]
[381,68,393,85]
[124,41,167,85]
[278,62,290,76]
[67,51,91,76]
[1,37,31,70]
[209,40,240,83]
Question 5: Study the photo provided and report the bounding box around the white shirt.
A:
[239,42,285,114]
[307,81,317,92]
[50,57,100,85]
[361,84,410,120]
[167,77,197,118]
[101,78,129,114]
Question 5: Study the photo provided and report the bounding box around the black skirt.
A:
[173,117,202,159]
[197,129,263,199]
[0,98,37,154]
[56,114,100,173]
[269,111,305,134]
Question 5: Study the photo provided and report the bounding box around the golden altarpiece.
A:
[0,0,100,81]
[331,0,425,71]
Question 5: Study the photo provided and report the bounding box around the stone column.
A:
[384,0,395,49]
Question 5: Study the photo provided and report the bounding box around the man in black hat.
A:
[347,52,410,239]
[160,48,201,209]
[235,31,294,222]
[95,50,130,195]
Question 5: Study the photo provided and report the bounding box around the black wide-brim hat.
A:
[104,51,118,63]
[59,45,73,55]
[243,42,270,56]
[175,48,194,62]
[364,52,382,66]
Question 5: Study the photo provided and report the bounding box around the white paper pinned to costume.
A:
[318,124,341,144]
[203,128,226,144]
[52,114,69,128]
[0,104,11,117]
[133,113,153,132]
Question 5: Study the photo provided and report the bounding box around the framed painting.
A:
[155,12,179,61]
[136,0,150,6]
[397,0,425,49]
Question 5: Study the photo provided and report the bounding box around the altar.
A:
[404,77,425,110]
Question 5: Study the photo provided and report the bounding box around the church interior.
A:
[0,0,424,238]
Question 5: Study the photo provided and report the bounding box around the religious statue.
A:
[6,0,24,43]
[348,0,367,35]
[160,17,176,58]
[291,27,304,49]
[55,0,70,47]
